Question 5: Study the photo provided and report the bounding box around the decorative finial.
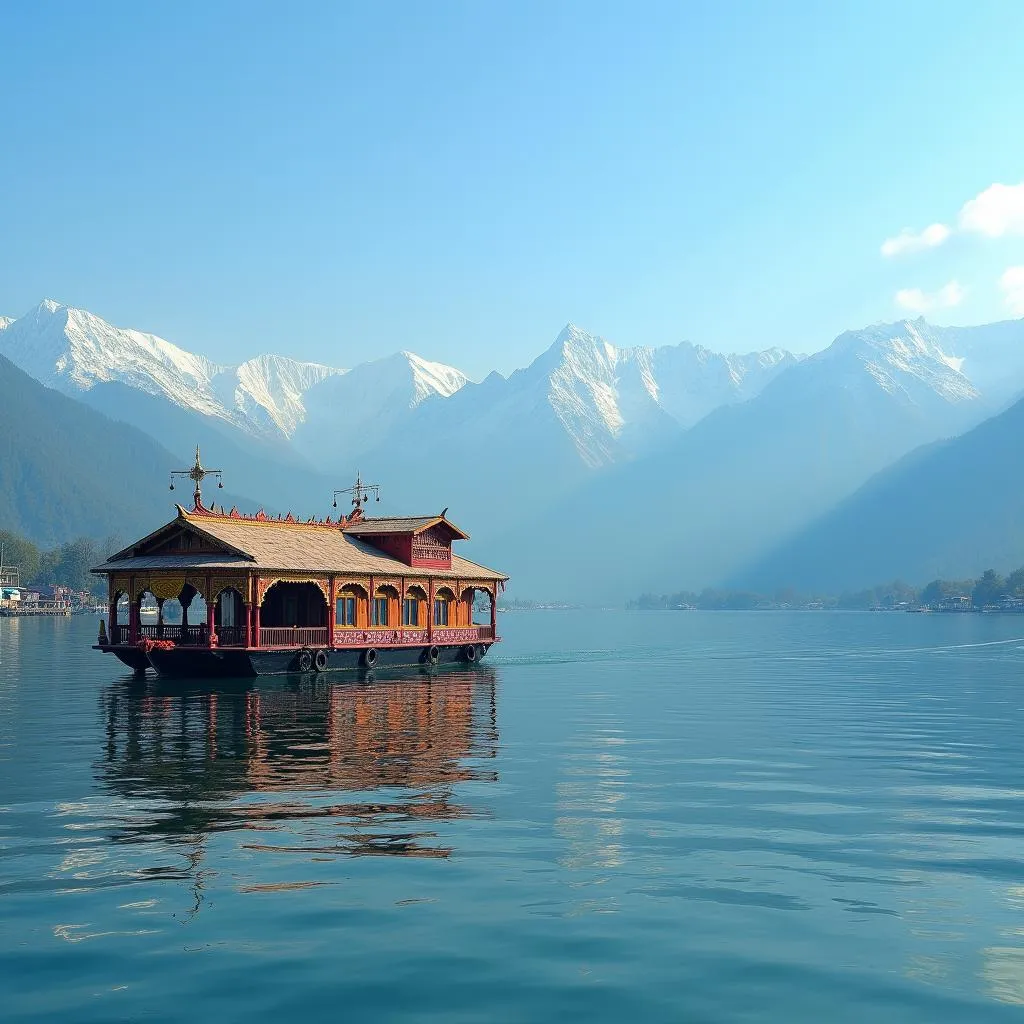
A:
[332,471,381,515]
[169,445,224,509]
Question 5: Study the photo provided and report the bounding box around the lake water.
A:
[3,611,1024,1022]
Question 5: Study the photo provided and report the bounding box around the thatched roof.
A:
[95,506,506,581]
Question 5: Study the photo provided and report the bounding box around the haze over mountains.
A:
[3,298,1024,598]
[738,394,1024,593]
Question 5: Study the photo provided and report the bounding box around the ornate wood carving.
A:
[411,524,452,565]
[183,576,211,601]
[136,575,187,601]
[109,573,132,598]
[256,575,330,605]
[210,576,247,602]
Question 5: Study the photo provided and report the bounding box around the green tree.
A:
[0,530,41,582]
[36,537,103,593]
[972,569,1006,609]
[1006,567,1024,598]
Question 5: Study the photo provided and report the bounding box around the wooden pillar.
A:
[156,597,165,638]
[243,603,251,648]
[427,579,435,643]
[252,601,261,648]
[490,584,497,638]
[368,575,375,629]
[129,598,140,644]
[207,596,217,646]
[327,576,336,644]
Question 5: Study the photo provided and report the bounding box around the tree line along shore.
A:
[628,568,1024,613]
[0,529,120,598]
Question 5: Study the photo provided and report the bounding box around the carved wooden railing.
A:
[434,626,495,643]
[177,626,207,646]
[259,627,329,648]
[215,626,246,648]
[114,624,205,645]
[333,625,494,646]
[334,628,422,647]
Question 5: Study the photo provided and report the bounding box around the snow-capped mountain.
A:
[918,318,1024,404]
[0,315,13,332]
[292,350,469,464]
[213,354,343,439]
[531,324,796,466]
[0,300,344,440]
[0,299,803,475]
[817,319,980,405]
[492,315,1024,602]
[5,291,1024,599]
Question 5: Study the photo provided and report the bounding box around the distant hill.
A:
[492,319,1006,602]
[5,298,1024,594]
[0,353,248,547]
[735,393,1024,592]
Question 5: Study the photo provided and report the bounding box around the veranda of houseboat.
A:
[105,572,498,653]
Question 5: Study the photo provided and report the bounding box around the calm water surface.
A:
[3,611,1024,1021]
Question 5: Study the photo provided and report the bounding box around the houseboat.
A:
[92,451,507,678]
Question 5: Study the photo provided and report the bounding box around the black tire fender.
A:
[314,648,329,672]
[297,648,313,672]
[363,647,378,668]
[463,644,478,662]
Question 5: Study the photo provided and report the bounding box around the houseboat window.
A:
[402,597,419,626]
[434,597,449,626]
[220,590,238,627]
[372,596,389,626]
[336,596,356,626]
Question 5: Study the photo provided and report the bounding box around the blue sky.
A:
[1,0,1023,378]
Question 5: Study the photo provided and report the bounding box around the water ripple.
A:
[4,613,1024,1021]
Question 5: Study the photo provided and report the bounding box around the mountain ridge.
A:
[488,315,1024,601]
[732,389,1024,592]
[0,352,252,546]
[4,295,1024,599]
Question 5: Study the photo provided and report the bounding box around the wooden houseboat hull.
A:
[109,646,153,673]
[97,641,493,678]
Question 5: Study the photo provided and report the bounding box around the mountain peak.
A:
[807,318,977,406]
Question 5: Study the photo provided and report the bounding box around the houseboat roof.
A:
[344,515,469,540]
[93,504,507,581]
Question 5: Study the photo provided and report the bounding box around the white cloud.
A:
[881,223,951,257]
[1001,266,1024,315]
[895,280,965,314]
[959,182,1024,237]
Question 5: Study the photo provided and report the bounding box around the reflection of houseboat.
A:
[92,449,508,678]
[96,670,498,859]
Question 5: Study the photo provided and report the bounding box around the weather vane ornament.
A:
[333,472,381,517]
[169,445,224,508]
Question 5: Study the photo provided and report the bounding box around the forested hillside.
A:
[0,354,244,546]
